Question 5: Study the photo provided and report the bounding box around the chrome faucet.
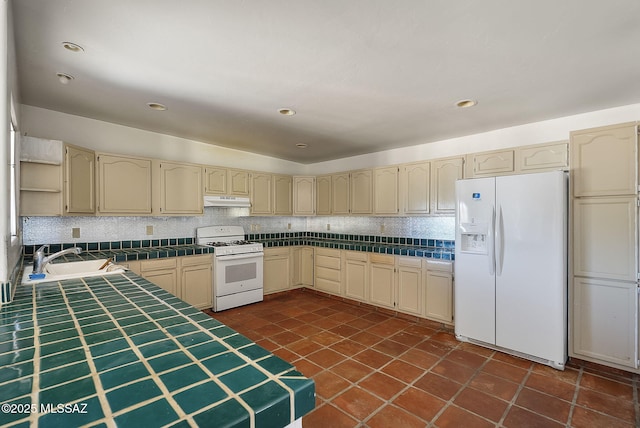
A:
[32,245,82,274]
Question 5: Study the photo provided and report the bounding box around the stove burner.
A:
[207,240,256,247]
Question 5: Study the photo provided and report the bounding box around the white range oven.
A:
[196,226,264,312]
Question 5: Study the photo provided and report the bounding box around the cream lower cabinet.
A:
[314,248,342,295]
[135,255,213,309]
[573,277,637,369]
[97,153,152,215]
[264,247,291,294]
[343,251,368,302]
[397,257,423,316]
[180,255,213,310]
[292,247,314,287]
[368,254,396,309]
[425,260,454,324]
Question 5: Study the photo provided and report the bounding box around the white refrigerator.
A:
[454,170,568,369]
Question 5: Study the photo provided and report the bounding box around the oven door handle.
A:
[215,252,264,261]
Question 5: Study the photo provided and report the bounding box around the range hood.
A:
[204,195,251,208]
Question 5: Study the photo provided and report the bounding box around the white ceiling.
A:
[11,0,640,164]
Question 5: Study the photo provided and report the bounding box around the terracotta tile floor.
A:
[206,290,640,427]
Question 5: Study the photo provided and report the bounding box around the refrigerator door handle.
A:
[496,205,504,276]
[489,206,496,275]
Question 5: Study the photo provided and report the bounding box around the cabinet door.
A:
[158,162,203,214]
[264,253,291,294]
[402,161,430,214]
[250,173,272,214]
[369,258,395,309]
[300,247,314,286]
[516,142,568,173]
[204,167,227,195]
[397,259,422,316]
[228,169,250,196]
[332,173,350,214]
[143,270,178,297]
[571,123,637,197]
[316,175,332,215]
[431,157,464,214]
[351,169,373,215]
[64,145,95,214]
[573,197,637,282]
[465,150,514,177]
[273,175,293,215]
[425,271,453,323]
[374,167,399,215]
[293,176,315,215]
[573,277,638,369]
[97,154,152,214]
[181,263,213,310]
[344,254,368,302]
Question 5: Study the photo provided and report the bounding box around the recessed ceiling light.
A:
[278,108,296,116]
[296,143,308,149]
[456,99,478,108]
[62,42,84,53]
[56,72,74,84]
[147,102,167,111]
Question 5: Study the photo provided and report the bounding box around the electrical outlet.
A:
[380,224,385,233]
[326,224,331,231]
[72,228,80,238]
[287,223,291,230]
[146,225,153,235]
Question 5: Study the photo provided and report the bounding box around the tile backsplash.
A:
[21,207,455,245]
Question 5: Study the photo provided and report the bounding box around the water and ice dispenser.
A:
[459,222,488,254]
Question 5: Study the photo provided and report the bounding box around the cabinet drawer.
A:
[264,247,290,257]
[180,254,212,267]
[369,253,395,265]
[315,254,341,269]
[140,258,177,272]
[344,251,368,261]
[426,260,453,273]
[397,256,422,268]
[315,278,341,295]
[315,248,340,257]
[315,266,341,282]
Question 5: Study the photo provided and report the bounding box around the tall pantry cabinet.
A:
[570,122,639,370]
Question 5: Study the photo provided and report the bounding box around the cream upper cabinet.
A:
[97,153,152,215]
[515,141,568,173]
[203,166,227,195]
[155,161,203,215]
[64,144,95,215]
[343,251,369,302]
[316,175,332,215]
[573,196,638,282]
[332,173,350,215]
[293,176,315,216]
[20,162,63,216]
[465,149,514,177]
[401,161,430,215]
[573,277,638,369]
[250,172,272,215]
[368,254,395,309]
[431,157,464,214]
[264,247,291,294]
[425,260,454,324]
[396,257,423,316]
[228,169,250,196]
[350,169,373,215]
[273,174,293,215]
[374,166,399,215]
[571,122,638,197]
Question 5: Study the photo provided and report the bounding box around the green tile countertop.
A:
[0,272,315,427]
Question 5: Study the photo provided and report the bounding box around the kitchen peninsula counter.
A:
[0,271,315,427]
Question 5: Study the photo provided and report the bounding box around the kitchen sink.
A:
[21,259,126,284]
